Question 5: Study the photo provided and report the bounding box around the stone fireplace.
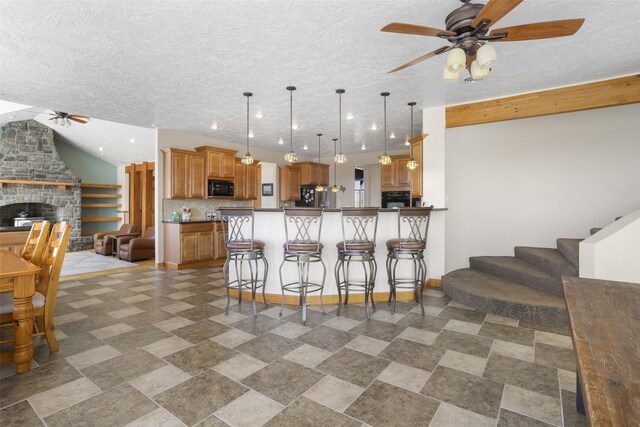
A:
[0,120,91,251]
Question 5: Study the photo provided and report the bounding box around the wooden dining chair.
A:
[0,221,72,353]
[21,220,50,267]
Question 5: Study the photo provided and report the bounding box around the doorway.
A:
[354,168,364,207]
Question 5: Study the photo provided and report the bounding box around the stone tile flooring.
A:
[0,265,587,426]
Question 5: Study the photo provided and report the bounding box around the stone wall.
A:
[0,120,92,251]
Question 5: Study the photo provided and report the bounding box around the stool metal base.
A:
[335,251,377,319]
[279,252,326,325]
[223,250,269,318]
[386,249,426,315]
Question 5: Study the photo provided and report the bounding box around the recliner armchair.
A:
[118,226,155,262]
[94,224,139,256]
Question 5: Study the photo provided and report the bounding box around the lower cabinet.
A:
[213,221,227,260]
[163,222,214,269]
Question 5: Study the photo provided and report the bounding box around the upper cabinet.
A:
[296,162,330,186]
[195,146,237,180]
[234,161,260,200]
[379,136,425,196]
[162,148,205,199]
[279,165,301,201]
[410,135,425,199]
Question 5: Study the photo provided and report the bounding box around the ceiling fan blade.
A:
[70,114,89,119]
[69,117,88,124]
[388,46,449,73]
[490,19,585,41]
[381,22,455,37]
[472,0,524,29]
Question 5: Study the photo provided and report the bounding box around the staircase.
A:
[442,226,604,326]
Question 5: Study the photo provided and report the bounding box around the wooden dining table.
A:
[0,249,40,373]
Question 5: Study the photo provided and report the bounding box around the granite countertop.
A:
[254,208,448,213]
[0,226,32,232]
[162,219,222,224]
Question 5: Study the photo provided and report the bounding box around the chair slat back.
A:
[340,208,379,248]
[38,222,72,321]
[397,207,432,248]
[21,221,50,266]
[283,208,323,251]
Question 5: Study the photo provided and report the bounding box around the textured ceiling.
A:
[1,0,639,161]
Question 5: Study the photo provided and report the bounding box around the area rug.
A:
[61,251,137,277]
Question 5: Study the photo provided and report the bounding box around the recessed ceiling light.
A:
[405,137,411,146]
[370,124,378,130]
[151,123,156,127]
[8,116,14,119]
[100,153,104,157]
[278,137,284,145]
[130,138,135,144]
[255,111,264,119]
[303,144,308,150]
[211,123,219,130]
[292,124,299,130]
[361,144,366,150]
[346,113,354,120]
[390,132,396,139]
[98,147,103,152]
[248,131,255,138]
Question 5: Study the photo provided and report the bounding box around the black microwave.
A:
[208,180,234,197]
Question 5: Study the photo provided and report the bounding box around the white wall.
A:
[580,209,640,283]
[444,103,640,272]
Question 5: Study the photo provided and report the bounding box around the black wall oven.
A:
[208,180,234,197]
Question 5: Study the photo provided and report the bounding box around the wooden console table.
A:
[563,276,640,426]
[0,250,40,373]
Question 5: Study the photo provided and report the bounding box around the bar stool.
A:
[279,208,326,325]
[335,207,379,319]
[385,207,432,315]
[218,208,268,318]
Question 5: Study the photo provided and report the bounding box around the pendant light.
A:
[407,101,418,170]
[378,92,392,166]
[284,86,297,163]
[334,89,347,164]
[241,92,254,165]
[331,138,340,193]
[315,133,324,192]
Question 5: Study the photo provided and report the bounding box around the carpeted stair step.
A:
[442,269,568,326]
[590,227,602,235]
[514,247,578,278]
[556,238,581,268]
[469,256,564,297]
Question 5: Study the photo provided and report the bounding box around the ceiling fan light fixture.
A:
[476,44,497,69]
[470,60,490,80]
[446,48,466,72]
[443,66,460,81]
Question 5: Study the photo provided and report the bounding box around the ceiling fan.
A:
[48,111,89,127]
[381,0,585,80]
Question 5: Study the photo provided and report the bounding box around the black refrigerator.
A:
[296,186,329,208]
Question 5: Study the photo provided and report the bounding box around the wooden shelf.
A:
[81,217,121,223]
[81,183,122,189]
[81,230,117,236]
[0,179,76,190]
[81,203,122,208]
[82,193,122,199]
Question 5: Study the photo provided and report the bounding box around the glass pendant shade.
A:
[331,185,339,193]
[379,154,392,165]
[334,152,347,163]
[443,66,460,81]
[241,153,254,165]
[476,44,497,69]
[315,185,324,192]
[446,48,466,72]
[470,60,490,80]
[407,159,419,170]
[284,151,297,162]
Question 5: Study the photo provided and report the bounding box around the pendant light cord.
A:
[409,102,413,160]
[333,138,337,184]
[339,92,342,153]
[384,94,387,154]
[246,95,250,153]
[290,89,293,152]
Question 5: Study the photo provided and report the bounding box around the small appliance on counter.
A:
[208,180,234,197]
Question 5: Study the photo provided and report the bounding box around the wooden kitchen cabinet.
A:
[279,165,301,201]
[245,163,258,200]
[233,161,259,200]
[381,155,410,191]
[410,135,424,198]
[234,162,246,200]
[297,162,330,186]
[214,221,227,260]
[162,148,205,199]
[195,146,237,179]
[163,221,214,269]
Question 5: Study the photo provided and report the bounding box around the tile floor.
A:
[0,265,587,426]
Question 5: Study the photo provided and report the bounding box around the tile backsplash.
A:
[163,199,251,220]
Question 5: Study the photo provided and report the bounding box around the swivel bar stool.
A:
[385,207,432,315]
[218,208,268,318]
[279,208,326,325]
[335,207,379,319]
